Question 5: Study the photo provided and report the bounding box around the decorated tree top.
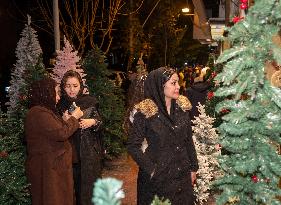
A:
[52,36,88,93]
[15,15,42,67]
[6,15,45,116]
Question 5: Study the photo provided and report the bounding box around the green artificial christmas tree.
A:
[204,66,225,127]
[213,0,281,204]
[0,114,31,204]
[83,46,126,156]
[0,15,46,204]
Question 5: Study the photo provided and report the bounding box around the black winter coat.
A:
[57,95,103,205]
[127,96,198,205]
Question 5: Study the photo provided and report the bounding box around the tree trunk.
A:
[53,0,60,52]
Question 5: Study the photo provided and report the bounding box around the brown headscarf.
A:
[29,77,58,113]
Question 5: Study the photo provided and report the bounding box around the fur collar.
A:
[134,95,192,118]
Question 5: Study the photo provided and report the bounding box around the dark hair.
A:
[60,70,84,98]
[29,77,57,112]
[162,67,176,84]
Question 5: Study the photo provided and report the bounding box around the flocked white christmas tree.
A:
[6,15,44,116]
[192,103,221,205]
[52,36,88,93]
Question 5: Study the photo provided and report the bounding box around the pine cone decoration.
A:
[271,70,281,88]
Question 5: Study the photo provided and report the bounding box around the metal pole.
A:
[53,0,60,52]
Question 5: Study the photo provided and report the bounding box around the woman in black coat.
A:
[57,70,103,205]
[127,67,199,205]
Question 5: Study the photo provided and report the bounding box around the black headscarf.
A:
[144,67,176,123]
[29,77,57,113]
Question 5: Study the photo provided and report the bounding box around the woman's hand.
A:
[79,119,97,129]
[71,107,83,119]
[62,111,71,121]
[191,172,197,186]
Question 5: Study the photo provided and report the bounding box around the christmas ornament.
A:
[207,91,214,100]
[0,151,8,158]
[220,108,230,114]
[251,175,258,183]
[211,71,217,79]
[19,95,27,101]
[240,0,247,3]
[271,70,281,88]
[240,3,248,10]
[232,16,244,24]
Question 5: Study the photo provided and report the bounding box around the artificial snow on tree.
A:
[83,46,126,156]
[6,15,45,117]
[92,178,125,205]
[192,103,221,205]
[150,196,171,205]
[52,36,88,93]
[213,0,281,204]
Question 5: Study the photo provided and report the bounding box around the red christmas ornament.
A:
[220,108,230,114]
[240,0,247,3]
[232,16,244,24]
[0,151,8,158]
[240,3,248,9]
[251,175,258,183]
[232,16,240,23]
[207,91,214,100]
[211,71,217,78]
[19,95,27,101]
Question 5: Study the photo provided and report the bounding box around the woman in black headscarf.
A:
[127,67,198,205]
[24,77,83,205]
[57,70,103,205]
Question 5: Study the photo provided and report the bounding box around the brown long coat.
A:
[24,106,79,205]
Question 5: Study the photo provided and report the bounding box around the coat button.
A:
[176,146,179,150]
[177,167,181,171]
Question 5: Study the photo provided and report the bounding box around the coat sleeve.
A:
[127,112,155,175]
[36,110,79,141]
[89,107,102,132]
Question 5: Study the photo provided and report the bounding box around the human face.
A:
[164,73,180,101]
[55,85,60,104]
[64,77,81,98]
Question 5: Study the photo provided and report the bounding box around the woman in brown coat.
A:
[24,77,83,205]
